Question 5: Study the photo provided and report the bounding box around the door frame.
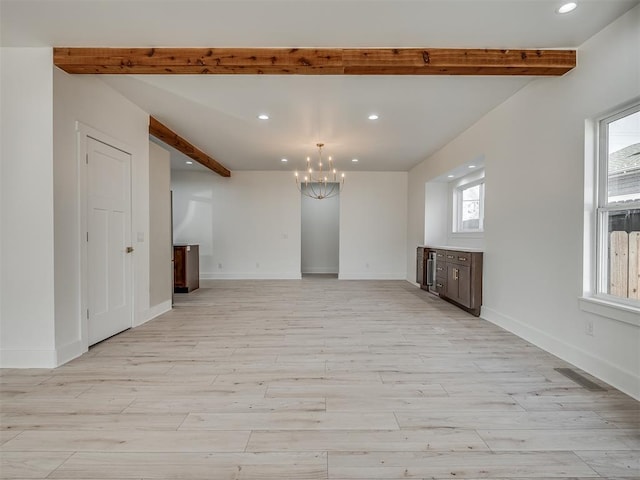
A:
[77,122,134,349]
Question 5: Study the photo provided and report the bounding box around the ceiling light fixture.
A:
[447,174,455,178]
[368,114,379,120]
[557,2,577,14]
[468,165,476,169]
[281,158,288,162]
[257,114,270,120]
[185,161,193,165]
[352,158,359,163]
[295,143,345,200]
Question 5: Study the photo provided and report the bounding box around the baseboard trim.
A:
[0,348,57,368]
[338,273,407,280]
[55,339,85,366]
[301,268,339,274]
[135,300,172,327]
[481,306,640,400]
[201,273,302,280]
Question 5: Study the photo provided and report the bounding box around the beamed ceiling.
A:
[2,0,637,174]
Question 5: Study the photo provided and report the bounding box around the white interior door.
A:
[87,137,132,345]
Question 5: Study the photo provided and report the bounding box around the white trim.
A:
[201,272,303,280]
[55,339,85,365]
[135,300,172,327]
[449,232,485,240]
[449,169,486,236]
[338,273,407,280]
[0,349,57,369]
[578,296,640,327]
[482,306,640,400]
[76,122,135,351]
[593,102,640,300]
[301,267,339,274]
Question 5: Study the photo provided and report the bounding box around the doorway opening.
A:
[301,184,340,277]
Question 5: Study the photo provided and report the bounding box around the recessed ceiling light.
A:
[447,174,455,178]
[281,158,288,163]
[468,165,476,169]
[257,114,270,120]
[352,158,359,162]
[368,114,379,120]
[185,161,193,165]
[557,2,577,14]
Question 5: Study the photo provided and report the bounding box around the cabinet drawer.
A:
[434,280,446,294]
[446,251,472,266]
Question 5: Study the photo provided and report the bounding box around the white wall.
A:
[339,172,408,280]
[424,182,448,247]
[0,51,156,368]
[407,7,640,398]
[148,141,172,311]
[171,169,407,280]
[53,67,151,361]
[301,186,340,274]
[0,48,56,367]
[171,170,302,279]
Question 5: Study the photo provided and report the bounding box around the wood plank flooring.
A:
[1,278,638,479]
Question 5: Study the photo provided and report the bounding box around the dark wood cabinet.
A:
[418,246,483,316]
[436,248,482,316]
[416,247,426,289]
[174,244,199,293]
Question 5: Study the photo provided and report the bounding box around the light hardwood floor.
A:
[1,279,639,479]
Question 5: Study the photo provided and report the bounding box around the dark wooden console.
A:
[174,244,199,293]
[418,246,483,316]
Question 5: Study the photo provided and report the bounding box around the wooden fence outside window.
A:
[610,231,640,299]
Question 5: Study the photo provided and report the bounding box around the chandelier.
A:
[295,143,345,200]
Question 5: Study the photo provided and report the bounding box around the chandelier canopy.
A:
[295,143,345,200]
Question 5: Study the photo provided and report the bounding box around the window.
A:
[454,177,485,233]
[595,104,640,306]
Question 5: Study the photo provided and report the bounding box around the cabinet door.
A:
[457,265,471,307]
[446,264,459,301]
[174,247,186,288]
[416,248,424,284]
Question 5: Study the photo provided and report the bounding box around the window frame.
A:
[593,102,640,309]
[453,176,485,234]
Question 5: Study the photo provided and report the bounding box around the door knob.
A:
[126,246,134,253]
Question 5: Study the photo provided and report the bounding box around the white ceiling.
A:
[2,0,638,172]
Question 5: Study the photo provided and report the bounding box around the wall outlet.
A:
[366,263,370,269]
[256,262,260,268]
[218,263,222,269]
[585,319,594,336]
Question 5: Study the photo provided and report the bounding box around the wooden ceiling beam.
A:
[149,116,230,177]
[54,47,576,76]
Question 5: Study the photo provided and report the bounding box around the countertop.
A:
[418,245,484,253]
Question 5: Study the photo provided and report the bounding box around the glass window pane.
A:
[605,208,640,299]
[461,184,480,230]
[607,110,640,204]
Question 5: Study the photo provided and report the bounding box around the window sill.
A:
[450,232,484,239]
[578,296,640,327]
